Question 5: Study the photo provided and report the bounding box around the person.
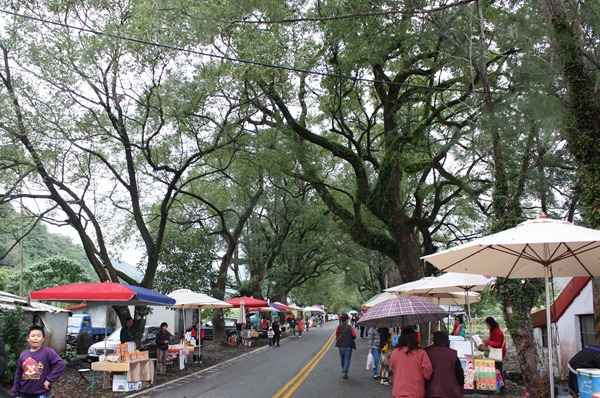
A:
[297,317,304,338]
[0,336,6,388]
[424,331,464,398]
[483,316,507,394]
[367,327,381,380]
[289,316,296,338]
[389,327,433,398]
[359,310,366,338]
[267,327,275,347]
[272,317,281,347]
[451,314,467,339]
[156,322,172,375]
[261,317,269,338]
[12,325,66,398]
[335,313,357,379]
[120,316,135,344]
[190,321,204,364]
[378,327,392,385]
[568,344,600,394]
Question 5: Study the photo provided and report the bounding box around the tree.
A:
[0,0,246,340]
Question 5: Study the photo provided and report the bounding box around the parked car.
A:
[202,318,238,341]
[87,325,179,362]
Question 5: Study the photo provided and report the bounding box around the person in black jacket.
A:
[156,322,173,375]
[424,331,464,398]
[335,314,357,379]
[120,316,134,344]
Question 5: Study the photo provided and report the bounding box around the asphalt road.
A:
[130,321,391,398]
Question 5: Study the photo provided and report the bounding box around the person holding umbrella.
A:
[335,314,357,379]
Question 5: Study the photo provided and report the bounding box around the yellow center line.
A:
[272,332,336,398]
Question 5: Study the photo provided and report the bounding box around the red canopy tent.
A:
[225,296,268,308]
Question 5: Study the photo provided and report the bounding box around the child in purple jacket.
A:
[12,325,66,398]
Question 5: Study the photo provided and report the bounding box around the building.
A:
[531,277,593,378]
[0,290,70,352]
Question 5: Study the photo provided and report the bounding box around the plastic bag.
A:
[366,351,374,369]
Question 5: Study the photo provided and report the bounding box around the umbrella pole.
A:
[545,266,555,398]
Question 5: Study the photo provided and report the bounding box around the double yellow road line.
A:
[272,332,336,398]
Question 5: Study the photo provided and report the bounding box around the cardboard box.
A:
[112,374,140,392]
[578,368,600,398]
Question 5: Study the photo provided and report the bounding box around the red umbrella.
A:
[30,282,176,306]
[225,296,268,308]
[356,296,446,328]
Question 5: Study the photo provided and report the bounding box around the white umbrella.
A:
[422,216,600,398]
[361,292,397,310]
[384,276,436,294]
[409,291,481,306]
[167,289,232,309]
[168,289,233,341]
[303,306,325,313]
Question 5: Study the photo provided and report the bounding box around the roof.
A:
[531,277,591,328]
[0,290,70,313]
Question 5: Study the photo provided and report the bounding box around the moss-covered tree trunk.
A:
[543,0,600,342]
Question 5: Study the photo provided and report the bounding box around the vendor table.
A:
[91,359,154,393]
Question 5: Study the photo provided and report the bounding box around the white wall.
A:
[533,280,593,378]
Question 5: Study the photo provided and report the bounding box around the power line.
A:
[0,8,496,94]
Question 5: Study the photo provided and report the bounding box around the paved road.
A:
[131,321,391,398]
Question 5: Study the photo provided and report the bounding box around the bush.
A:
[0,307,30,386]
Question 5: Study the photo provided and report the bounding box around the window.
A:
[540,325,548,348]
[580,314,595,348]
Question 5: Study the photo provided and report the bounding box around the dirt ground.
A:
[50,342,264,398]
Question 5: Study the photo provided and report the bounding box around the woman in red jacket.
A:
[483,317,506,394]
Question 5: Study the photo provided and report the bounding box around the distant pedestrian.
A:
[297,317,304,338]
[289,316,296,337]
[272,317,281,346]
[335,314,357,379]
[267,327,275,346]
[156,322,172,375]
[378,327,392,385]
[425,331,464,398]
[261,317,269,338]
[367,327,381,380]
[389,327,433,398]
[12,325,66,398]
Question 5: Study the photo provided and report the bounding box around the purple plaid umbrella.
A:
[356,295,447,328]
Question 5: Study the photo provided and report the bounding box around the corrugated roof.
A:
[0,290,70,314]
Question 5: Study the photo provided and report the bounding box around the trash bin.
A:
[577,368,600,398]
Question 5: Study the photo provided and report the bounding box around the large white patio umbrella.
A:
[168,289,232,335]
[421,216,600,398]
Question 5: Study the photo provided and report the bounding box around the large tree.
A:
[0,0,245,340]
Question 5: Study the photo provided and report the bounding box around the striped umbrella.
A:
[356,296,446,328]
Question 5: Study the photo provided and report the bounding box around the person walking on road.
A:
[389,327,433,398]
[297,317,304,338]
[424,331,464,398]
[335,313,357,379]
[367,327,381,380]
[272,317,281,347]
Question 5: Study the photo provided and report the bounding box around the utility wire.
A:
[0,8,498,94]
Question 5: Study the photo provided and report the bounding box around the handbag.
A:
[366,351,374,369]
[488,338,505,362]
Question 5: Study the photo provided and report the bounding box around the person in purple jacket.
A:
[12,325,66,398]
